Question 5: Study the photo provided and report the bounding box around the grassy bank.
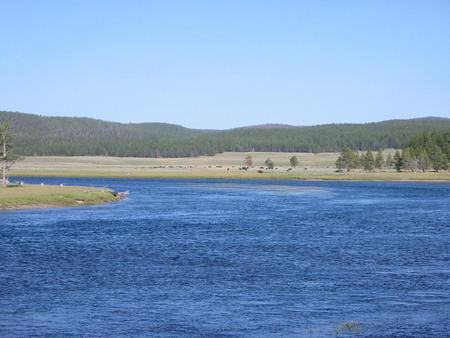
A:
[11,168,450,181]
[0,185,120,210]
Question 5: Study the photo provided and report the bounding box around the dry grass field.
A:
[13,151,338,169]
[10,151,450,181]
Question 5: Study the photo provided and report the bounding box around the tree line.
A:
[335,131,450,172]
[400,131,449,171]
[335,149,387,172]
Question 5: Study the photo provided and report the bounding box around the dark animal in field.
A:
[257,170,264,173]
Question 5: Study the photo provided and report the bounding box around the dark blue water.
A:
[1,178,450,337]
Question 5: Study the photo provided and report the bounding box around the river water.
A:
[1,178,449,337]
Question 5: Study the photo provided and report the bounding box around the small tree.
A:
[335,156,345,172]
[0,124,19,187]
[265,158,274,169]
[289,155,299,167]
[362,150,375,171]
[430,146,447,172]
[335,148,359,172]
[375,150,384,170]
[385,153,394,169]
[402,147,417,172]
[417,150,431,172]
[394,150,403,172]
[244,154,253,167]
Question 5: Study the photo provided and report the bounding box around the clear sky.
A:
[1,0,449,129]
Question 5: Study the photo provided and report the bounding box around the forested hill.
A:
[1,111,449,157]
[0,111,208,140]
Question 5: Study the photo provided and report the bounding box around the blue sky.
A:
[1,0,449,129]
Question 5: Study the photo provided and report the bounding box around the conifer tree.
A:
[335,156,345,172]
[402,147,417,171]
[362,150,375,171]
[265,158,274,169]
[417,150,431,172]
[375,150,384,170]
[394,150,403,172]
[335,148,359,172]
[289,155,299,167]
[359,152,365,168]
[430,146,447,171]
[385,153,394,169]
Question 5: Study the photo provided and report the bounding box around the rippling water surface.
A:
[1,178,450,337]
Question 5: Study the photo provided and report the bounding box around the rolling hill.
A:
[1,111,449,157]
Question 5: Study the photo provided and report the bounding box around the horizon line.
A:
[1,109,449,131]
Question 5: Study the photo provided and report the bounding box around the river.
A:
[1,178,449,337]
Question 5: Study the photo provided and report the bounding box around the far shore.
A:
[0,184,121,211]
[9,152,450,182]
[10,169,450,182]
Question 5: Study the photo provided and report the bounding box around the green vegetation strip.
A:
[0,185,119,210]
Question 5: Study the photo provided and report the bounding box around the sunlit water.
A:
[1,178,450,337]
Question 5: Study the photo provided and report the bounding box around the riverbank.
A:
[11,168,450,181]
[0,185,120,210]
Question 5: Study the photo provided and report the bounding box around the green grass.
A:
[0,185,120,210]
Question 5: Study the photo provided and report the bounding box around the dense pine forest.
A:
[1,111,450,157]
[335,130,449,172]
[401,131,450,171]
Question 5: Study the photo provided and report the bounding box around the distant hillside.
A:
[203,118,450,154]
[0,111,206,140]
[242,123,298,129]
[1,111,449,157]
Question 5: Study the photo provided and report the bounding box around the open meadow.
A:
[10,151,450,181]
